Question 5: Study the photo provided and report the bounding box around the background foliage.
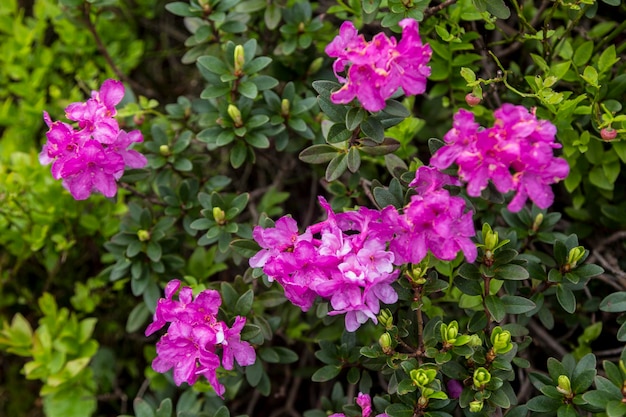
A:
[1,0,626,416]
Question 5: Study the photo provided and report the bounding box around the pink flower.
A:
[331,393,389,417]
[146,280,256,397]
[325,18,431,112]
[40,79,147,200]
[60,141,125,200]
[431,105,569,212]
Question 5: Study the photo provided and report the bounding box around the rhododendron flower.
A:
[250,190,476,331]
[326,18,431,112]
[146,279,256,397]
[40,79,147,200]
[431,105,569,212]
[330,393,389,417]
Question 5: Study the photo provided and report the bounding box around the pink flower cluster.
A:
[145,279,256,397]
[388,166,477,264]
[39,79,147,200]
[331,393,389,417]
[430,104,569,212]
[325,18,432,112]
[250,168,476,331]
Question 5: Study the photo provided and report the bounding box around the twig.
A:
[528,319,568,358]
[424,0,457,18]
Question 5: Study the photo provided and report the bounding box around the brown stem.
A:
[424,0,457,18]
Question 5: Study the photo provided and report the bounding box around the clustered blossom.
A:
[39,79,147,200]
[145,279,256,397]
[330,393,389,417]
[325,18,432,112]
[430,104,569,212]
[250,167,476,331]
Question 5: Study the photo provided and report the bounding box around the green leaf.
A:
[235,289,254,315]
[214,406,230,417]
[133,398,156,417]
[598,45,618,73]
[238,81,258,99]
[494,264,529,280]
[484,0,510,18]
[326,123,352,143]
[126,302,150,333]
[526,395,562,412]
[230,141,247,168]
[155,399,172,417]
[165,2,199,17]
[244,57,272,74]
[360,137,401,156]
[197,56,230,75]
[362,0,381,14]
[573,41,594,67]
[299,144,340,164]
[346,108,365,131]
[146,241,162,262]
[557,404,578,417]
[325,153,348,182]
[486,295,506,322]
[600,292,626,312]
[501,295,536,315]
[311,365,341,382]
[385,403,414,417]
[607,401,626,417]
[347,147,361,173]
[556,284,577,313]
[360,118,384,143]
[246,358,264,386]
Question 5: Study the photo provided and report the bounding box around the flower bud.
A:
[472,367,491,389]
[482,223,498,251]
[556,375,572,396]
[213,207,226,224]
[601,127,618,141]
[567,246,585,269]
[159,144,171,156]
[379,332,393,354]
[410,368,437,388]
[468,334,482,348]
[307,57,324,75]
[441,321,459,344]
[465,93,481,107]
[227,104,243,127]
[532,212,544,233]
[281,98,290,117]
[234,44,245,76]
[378,308,393,330]
[490,326,513,355]
[469,400,484,413]
[137,229,151,242]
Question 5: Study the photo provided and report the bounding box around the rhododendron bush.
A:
[2,1,626,417]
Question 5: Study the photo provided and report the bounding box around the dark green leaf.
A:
[300,144,340,164]
[235,289,254,315]
[556,284,577,313]
[486,295,506,322]
[526,395,562,412]
[326,153,348,182]
[501,295,536,315]
[311,365,341,382]
[347,147,361,173]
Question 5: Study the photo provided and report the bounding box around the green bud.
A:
[379,332,393,354]
[441,321,459,344]
[468,334,483,348]
[307,57,324,75]
[234,44,245,75]
[483,223,498,251]
[410,368,437,388]
[532,212,544,232]
[469,400,484,413]
[159,144,171,156]
[567,246,585,269]
[213,207,226,224]
[227,104,243,127]
[137,229,150,242]
[473,367,491,389]
[490,326,513,355]
[556,375,572,396]
[281,98,290,116]
[378,308,393,330]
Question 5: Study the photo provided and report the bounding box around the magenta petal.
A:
[99,79,125,109]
